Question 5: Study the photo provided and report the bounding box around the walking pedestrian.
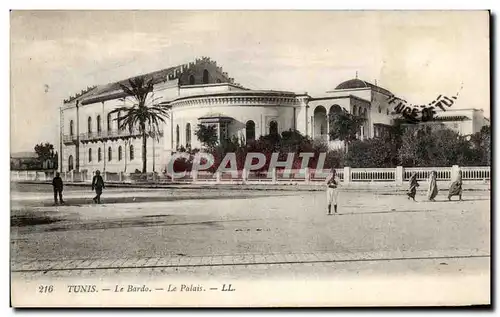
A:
[92,170,105,204]
[448,170,463,201]
[326,169,340,215]
[52,172,64,205]
[427,171,438,201]
[407,173,419,201]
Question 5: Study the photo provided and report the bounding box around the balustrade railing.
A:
[351,168,395,182]
[11,165,490,184]
[461,166,490,180]
[404,167,452,181]
[77,128,163,142]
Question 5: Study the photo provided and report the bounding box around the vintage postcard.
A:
[10,10,491,307]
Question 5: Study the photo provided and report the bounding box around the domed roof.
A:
[335,79,392,95]
[335,79,371,90]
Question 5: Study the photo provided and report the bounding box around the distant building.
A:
[400,108,490,136]
[10,152,56,170]
[10,152,38,170]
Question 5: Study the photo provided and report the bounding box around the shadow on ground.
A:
[12,193,294,208]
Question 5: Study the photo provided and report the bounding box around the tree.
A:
[398,125,486,167]
[110,77,169,173]
[34,142,58,169]
[34,142,56,161]
[467,125,490,166]
[195,124,219,149]
[481,126,491,166]
[345,138,397,168]
[328,108,365,153]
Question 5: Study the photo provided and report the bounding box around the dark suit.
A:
[92,175,105,203]
[52,176,64,204]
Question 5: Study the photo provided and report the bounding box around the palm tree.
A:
[328,108,365,153]
[110,77,169,173]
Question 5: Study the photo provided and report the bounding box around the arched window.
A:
[352,105,357,116]
[97,115,101,133]
[269,120,278,135]
[69,120,74,136]
[246,120,256,142]
[130,145,134,160]
[98,148,102,162]
[88,148,92,162]
[189,75,195,85]
[107,113,112,131]
[88,116,92,133]
[320,124,325,135]
[185,123,191,146]
[176,125,180,146]
[108,147,112,161]
[203,69,209,84]
[68,155,74,171]
[118,146,122,161]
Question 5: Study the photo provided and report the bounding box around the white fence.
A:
[404,167,452,181]
[351,168,395,182]
[11,165,490,185]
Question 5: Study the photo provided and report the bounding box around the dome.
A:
[335,79,371,90]
[335,79,392,96]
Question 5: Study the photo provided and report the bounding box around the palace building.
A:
[59,57,488,174]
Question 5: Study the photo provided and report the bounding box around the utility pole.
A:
[59,107,63,173]
[75,101,80,172]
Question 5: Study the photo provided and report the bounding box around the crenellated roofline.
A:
[63,56,243,105]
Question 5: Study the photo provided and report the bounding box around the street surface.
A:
[10,183,491,306]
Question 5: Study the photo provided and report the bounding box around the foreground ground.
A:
[10,183,491,306]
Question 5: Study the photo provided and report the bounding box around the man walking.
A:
[52,172,64,205]
[326,169,340,215]
[92,170,105,204]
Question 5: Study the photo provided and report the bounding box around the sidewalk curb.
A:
[11,250,490,273]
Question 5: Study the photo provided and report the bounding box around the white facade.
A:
[59,58,489,174]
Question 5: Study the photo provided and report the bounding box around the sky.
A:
[10,10,490,153]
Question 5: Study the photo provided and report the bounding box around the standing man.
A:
[52,172,64,205]
[326,169,340,215]
[92,170,105,204]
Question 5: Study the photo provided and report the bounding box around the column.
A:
[451,165,460,181]
[310,116,314,138]
[242,167,247,183]
[305,167,310,183]
[305,105,309,137]
[271,167,277,184]
[192,169,198,183]
[326,113,330,142]
[343,166,351,184]
[395,166,404,185]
